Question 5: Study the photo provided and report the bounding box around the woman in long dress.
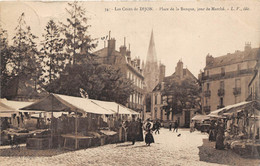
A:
[136,118,144,141]
[215,120,225,150]
[143,119,154,146]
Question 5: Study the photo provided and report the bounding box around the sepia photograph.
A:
[0,0,260,165]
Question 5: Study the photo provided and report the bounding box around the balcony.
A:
[218,89,225,97]
[204,90,211,97]
[203,106,211,114]
[233,87,241,96]
[201,68,254,81]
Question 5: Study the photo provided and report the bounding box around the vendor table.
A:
[61,134,93,150]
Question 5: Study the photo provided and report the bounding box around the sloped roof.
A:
[93,47,122,58]
[93,47,108,57]
[152,68,197,92]
[205,48,259,69]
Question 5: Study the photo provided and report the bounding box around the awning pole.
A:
[51,94,54,149]
[75,109,78,149]
[253,108,256,144]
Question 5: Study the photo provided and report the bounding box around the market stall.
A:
[20,93,136,150]
[191,114,210,132]
[207,100,260,157]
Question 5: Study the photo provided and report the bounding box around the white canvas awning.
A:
[208,101,253,118]
[0,99,21,117]
[191,114,210,121]
[21,93,115,115]
[90,99,139,115]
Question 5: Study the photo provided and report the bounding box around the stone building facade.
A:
[248,50,260,101]
[93,34,145,117]
[200,43,259,114]
[151,60,198,127]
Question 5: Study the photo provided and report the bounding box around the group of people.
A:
[121,118,156,146]
[169,120,179,132]
[209,119,225,150]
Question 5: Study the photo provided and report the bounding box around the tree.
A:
[61,2,97,65]
[0,26,11,97]
[44,62,134,105]
[40,20,65,84]
[10,13,40,77]
[162,78,201,117]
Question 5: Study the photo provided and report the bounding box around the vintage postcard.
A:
[0,0,260,165]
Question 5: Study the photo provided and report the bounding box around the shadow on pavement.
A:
[115,144,133,147]
[131,145,149,148]
[0,146,70,157]
[198,138,259,165]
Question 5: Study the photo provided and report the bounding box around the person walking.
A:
[169,122,172,131]
[143,119,154,146]
[136,118,144,141]
[127,119,137,145]
[173,120,179,132]
[154,120,161,134]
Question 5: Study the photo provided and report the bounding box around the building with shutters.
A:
[199,43,259,114]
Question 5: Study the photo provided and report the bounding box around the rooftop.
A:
[205,47,259,69]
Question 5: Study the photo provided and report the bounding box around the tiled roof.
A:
[93,47,122,57]
[205,48,259,69]
[152,68,197,92]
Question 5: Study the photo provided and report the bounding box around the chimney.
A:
[126,43,131,57]
[206,54,214,66]
[120,37,127,56]
[244,42,251,52]
[107,31,116,56]
[136,57,141,67]
[159,63,166,82]
[175,60,183,79]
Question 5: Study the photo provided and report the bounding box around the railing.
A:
[233,87,241,96]
[201,68,254,81]
[218,89,225,96]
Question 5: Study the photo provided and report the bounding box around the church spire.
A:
[146,30,157,63]
[144,30,160,92]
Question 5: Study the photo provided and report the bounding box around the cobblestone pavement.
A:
[1,128,259,166]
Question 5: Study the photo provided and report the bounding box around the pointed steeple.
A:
[144,30,160,92]
[146,30,157,63]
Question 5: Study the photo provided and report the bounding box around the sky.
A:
[0,1,260,77]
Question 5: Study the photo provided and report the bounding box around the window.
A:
[220,97,224,106]
[129,94,132,102]
[221,67,225,76]
[235,79,241,88]
[155,94,158,105]
[206,83,210,90]
[237,64,241,71]
[207,70,209,76]
[154,107,157,119]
